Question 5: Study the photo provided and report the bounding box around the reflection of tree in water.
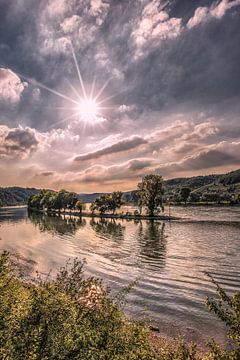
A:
[90,218,125,242]
[28,212,86,237]
[138,221,167,269]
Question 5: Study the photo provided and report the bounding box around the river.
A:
[0,206,239,346]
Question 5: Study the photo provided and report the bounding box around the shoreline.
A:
[28,207,180,221]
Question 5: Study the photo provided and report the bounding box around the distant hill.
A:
[0,187,40,206]
[79,193,107,203]
[0,169,240,206]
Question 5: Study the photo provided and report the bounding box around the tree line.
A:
[28,174,165,217]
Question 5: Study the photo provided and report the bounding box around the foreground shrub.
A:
[206,274,240,360]
[0,252,155,360]
[0,252,239,359]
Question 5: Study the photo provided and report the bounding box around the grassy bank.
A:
[0,252,239,359]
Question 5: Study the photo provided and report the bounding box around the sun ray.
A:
[93,77,112,102]
[70,42,87,100]
[16,43,118,129]
[90,76,96,99]
[97,90,124,105]
[49,111,81,130]
[65,78,82,101]
[16,72,79,106]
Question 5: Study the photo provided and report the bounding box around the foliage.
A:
[206,274,240,359]
[179,187,191,204]
[0,252,240,359]
[28,189,81,213]
[75,200,85,213]
[90,192,123,214]
[138,174,164,216]
[0,252,155,360]
[219,169,240,185]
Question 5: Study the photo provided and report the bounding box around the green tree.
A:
[108,191,124,214]
[40,190,56,211]
[188,191,200,203]
[137,174,164,217]
[179,187,191,204]
[90,194,110,214]
[66,192,79,212]
[28,194,42,210]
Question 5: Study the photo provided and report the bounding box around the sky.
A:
[0,0,240,192]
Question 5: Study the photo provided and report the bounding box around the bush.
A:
[0,252,155,360]
[206,274,240,359]
[1,252,239,359]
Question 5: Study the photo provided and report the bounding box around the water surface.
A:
[0,206,239,345]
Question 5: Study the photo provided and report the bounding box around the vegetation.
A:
[0,252,239,359]
[205,274,240,359]
[0,187,39,207]
[137,175,164,216]
[1,169,240,207]
[90,191,124,214]
[28,189,80,213]
[0,252,155,360]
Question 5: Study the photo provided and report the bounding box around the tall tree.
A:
[137,174,164,217]
[180,187,191,204]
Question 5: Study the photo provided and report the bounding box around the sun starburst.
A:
[17,42,121,129]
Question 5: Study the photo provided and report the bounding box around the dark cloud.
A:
[74,136,147,162]
[155,141,240,176]
[38,171,55,177]
[0,125,39,158]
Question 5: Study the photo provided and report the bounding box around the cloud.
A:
[0,1,240,191]
[74,135,147,162]
[131,0,182,57]
[155,140,240,177]
[187,0,240,28]
[0,68,27,104]
[0,125,39,159]
[38,0,110,56]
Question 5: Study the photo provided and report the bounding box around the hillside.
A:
[0,187,40,207]
[0,169,240,206]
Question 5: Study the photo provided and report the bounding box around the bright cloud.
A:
[0,68,27,104]
[187,0,240,28]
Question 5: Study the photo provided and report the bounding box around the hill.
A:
[0,187,40,207]
[0,169,240,206]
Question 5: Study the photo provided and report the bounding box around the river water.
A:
[0,206,239,346]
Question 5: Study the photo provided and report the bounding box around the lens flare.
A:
[17,42,121,129]
[78,98,99,122]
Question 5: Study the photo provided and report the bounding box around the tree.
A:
[75,200,84,214]
[28,194,42,210]
[90,192,123,215]
[188,191,200,203]
[179,186,191,204]
[108,192,123,214]
[40,190,56,211]
[66,192,78,213]
[137,174,164,217]
[90,195,109,214]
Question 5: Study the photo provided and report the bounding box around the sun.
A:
[78,98,99,122]
[19,43,118,129]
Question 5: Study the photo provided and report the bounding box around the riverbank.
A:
[28,207,181,221]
